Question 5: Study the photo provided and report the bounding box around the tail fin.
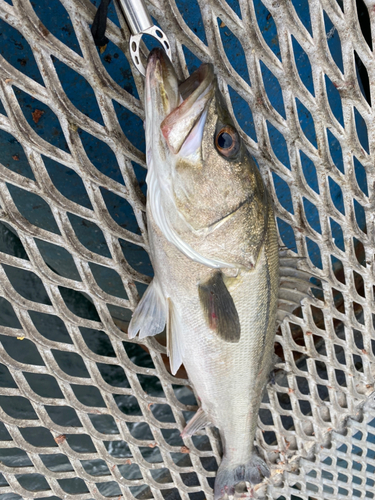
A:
[214,455,270,499]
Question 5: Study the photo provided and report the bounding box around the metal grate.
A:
[268,397,375,499]
[0,0,374,498]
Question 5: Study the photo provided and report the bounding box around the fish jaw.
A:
[145,48,180,129]
[161,63,215,157]
[145,48,216,167]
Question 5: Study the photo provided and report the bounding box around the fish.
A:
[128,48,309,499]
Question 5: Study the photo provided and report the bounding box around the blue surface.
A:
[261,61,286,118]
[292,36,314,96]
[218,18,251,86]
[254,3,281,61]
[325,75,343,126]
[327,129,344,174]
[324,11,344,73]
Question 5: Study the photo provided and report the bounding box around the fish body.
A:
[129,48,279,498]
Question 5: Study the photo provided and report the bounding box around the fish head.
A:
[146,49,268,266]
[146,48,247,164]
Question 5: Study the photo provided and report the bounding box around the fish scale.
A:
[144,208,279,497]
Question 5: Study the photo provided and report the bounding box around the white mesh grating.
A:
[0,0,374,499]
[267,397,375,499]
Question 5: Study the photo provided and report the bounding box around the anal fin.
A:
[181,408,211,438]
[167,298,184,375]
[128,279,166,339]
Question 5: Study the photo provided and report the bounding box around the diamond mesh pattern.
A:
[0,0,374,499]
[268,399,375,499]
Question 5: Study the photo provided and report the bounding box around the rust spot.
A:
[100,44,108,54]
[4,78,12,84]
[32,109,44,124]
[306,331,313,336]
[362,349,368,355]
[12,155,19,161]
[220,21,226,28]
[38,21,49,37]
[125,459,132,465]
[147,442,157,448]
[148,402,154,410]
[180,446,190,454]
[54,434,66,444]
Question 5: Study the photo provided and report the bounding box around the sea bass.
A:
[129,48,279,498]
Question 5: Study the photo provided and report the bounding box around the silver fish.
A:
[129,48,280,499]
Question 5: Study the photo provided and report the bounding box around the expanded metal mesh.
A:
[270,399,375,499]
[0,0,374,498]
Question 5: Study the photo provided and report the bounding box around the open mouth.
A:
[147,48,215,155]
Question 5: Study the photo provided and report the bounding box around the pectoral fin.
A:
[198,271,241,343]
[128,279,167,339]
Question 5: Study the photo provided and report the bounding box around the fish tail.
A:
[214,454,270,499]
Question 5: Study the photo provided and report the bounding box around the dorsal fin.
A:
[277,250,320,324]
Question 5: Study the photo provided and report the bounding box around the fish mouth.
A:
[146,48,215,156]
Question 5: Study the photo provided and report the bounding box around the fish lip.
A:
[163,62,215,122]
[178,63,215,101]
[146,48,215,155]
[162,62,215,154]
[146,48,215,115]
[146,48,180,119]
[146,47,175,80]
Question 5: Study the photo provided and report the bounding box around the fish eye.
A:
[217,131,233,149]
[215,126,239,157]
